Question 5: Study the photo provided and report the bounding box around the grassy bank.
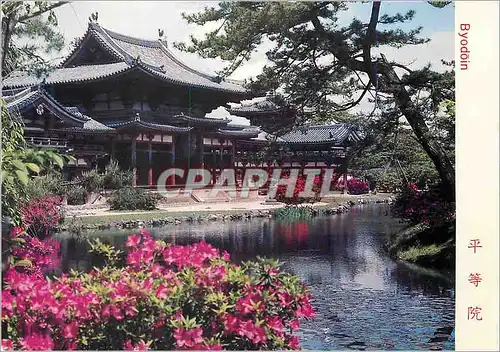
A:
[63,209,251,227]
[387,222,455,270]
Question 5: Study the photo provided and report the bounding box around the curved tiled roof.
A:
[24,22,246,95]
[3,62,130,88]
[5,87,114,132]
[105,119,192,133]
[217,126,260,138]
[226,99,290,115]
[278,124,358,145]
[172,113,229,125]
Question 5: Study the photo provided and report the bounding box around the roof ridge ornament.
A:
[89,12,98,23]
[132,55,142,65]
[134,112,140,122]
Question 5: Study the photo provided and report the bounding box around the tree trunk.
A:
[361,2,455,201]
[379,54,455,201]
[1,15,16,76]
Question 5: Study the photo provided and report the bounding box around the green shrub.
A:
[77,168,104,193]
[26,171,66,199]
[108,187,158,211]
[103,160,133,190]
[273,205,317,219]
[66,185,86,205]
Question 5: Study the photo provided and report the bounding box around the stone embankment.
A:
[60,196,395,233]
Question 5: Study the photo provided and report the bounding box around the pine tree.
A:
[1,1,68,77]
[175,1,455,200]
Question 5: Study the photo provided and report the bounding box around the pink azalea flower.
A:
[155,284,169,299]
[123,340,135,350]
[126,234,142,247]
[266,316,284,331]
[174,328,203,348]
[20,333,54,351]
[223,314,239,334]
[288,335,300,350]
[62,321,79,339]
[221,250,230,261]
[289,319,300,331]
[111,305,124,321]
[2,339,14,350]
[296,302,315,318]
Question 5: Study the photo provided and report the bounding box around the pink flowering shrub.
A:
[2,231,315,350]
[274,172,322,204]
[392,183,455,228]
[20,196,63,238]
[6,227,61,276]
[346,178,369,195]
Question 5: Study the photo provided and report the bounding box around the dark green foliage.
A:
[1,104,73,223]
[108,188,159,211]
[77,168,104,194]
[66,186,87,206]
[26,171,66,199]
[102,160,133,190]
[273,206,316,219]
[350,126,440,191]
[1,1,68,76]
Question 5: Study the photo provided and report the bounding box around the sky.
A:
[51,1,455,124]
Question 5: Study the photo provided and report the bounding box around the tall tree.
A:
[1,1,68,77]
[176,1,455,200]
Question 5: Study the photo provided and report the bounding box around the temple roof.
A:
[217,125,260,138]
[171,113,230,126]
[278,124,360,145]
[4,87,113,132]
[105,114,193,133]
[3,62,130,88]
[3,22,247,94]
[226,98,289,115]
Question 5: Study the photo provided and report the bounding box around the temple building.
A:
[2,21,360,189]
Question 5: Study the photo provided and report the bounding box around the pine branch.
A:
[17,2,69,23]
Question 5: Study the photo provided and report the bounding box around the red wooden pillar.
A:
[148,135,153,188]
[170,138,176,186]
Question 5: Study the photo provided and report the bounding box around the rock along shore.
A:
[60,197,394,233]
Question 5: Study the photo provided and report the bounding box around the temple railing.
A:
[27,137,68,148]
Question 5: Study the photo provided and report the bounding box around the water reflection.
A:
[55,204,454,350]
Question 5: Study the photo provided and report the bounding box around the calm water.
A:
[56,204,455,350]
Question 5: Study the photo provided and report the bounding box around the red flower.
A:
[62,321,79,339]
[126,234,141,247]
[2,339,14,350]
[290,319,300,330]
[296,302,315,318]
[221,250,230,261]
[20,333,54,351]
[266,316,284,331]
[288,335,300,350]
[155,284,170,299]
[223,314,239,334]
[174,327,204,348]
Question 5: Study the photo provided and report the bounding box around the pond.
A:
[56,204,455,351]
